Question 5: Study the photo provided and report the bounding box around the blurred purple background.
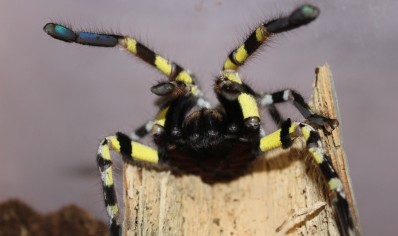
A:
[1,0,397,235]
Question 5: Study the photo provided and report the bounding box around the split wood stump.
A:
[122,64,360,236]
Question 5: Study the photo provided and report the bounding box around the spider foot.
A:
[306,114,339,134]
[110,220,122,236]
[333,194,355,236]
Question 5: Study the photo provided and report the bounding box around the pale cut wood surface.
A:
[122,64,359,236]
[311,64,361,235]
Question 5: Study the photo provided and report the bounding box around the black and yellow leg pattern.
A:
[260,119,354,236]
[43,23,210,108]
[96,132,159,236]
[215,70,261,134]
[223,4,319,71]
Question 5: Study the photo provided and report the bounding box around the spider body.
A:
[44,4,355,236]
[158,107,259,182]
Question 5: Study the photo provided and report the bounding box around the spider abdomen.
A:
[162,140,257,183]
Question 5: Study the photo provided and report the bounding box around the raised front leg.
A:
[222,5,319,71]
[42,23,210,108]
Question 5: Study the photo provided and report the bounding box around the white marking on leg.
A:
[261,94,273,106]
[145,121,154,132]
[129,132,140,141]
[328,178,346,198]
[283,90,292,101]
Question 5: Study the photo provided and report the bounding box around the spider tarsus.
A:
[110,221,121,236]
[306,114,339,134]
[290,5,320,25]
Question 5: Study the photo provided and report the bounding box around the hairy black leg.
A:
[260,89,338,133]
[150,81,198,143]
[214,70,260,139]
[265,104,284,127]
[260,122,354,236]
[129,121,154,141]
[223,4,319,71]
[43,23,211,108]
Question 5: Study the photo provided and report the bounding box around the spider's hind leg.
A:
[260,89,338,133]
[97,132,159,236]
[260,120,354,236]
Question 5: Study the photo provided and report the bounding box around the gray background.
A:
[1,0,397,235]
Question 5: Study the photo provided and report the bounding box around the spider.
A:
[43,4,354,236]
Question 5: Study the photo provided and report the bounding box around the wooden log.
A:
[122,64,360,235]
[311,64,361,235]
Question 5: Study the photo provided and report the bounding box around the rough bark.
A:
[122,64,360,235]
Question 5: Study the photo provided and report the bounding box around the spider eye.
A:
[151,82,175,96]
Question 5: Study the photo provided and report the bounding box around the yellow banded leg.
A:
[96,132,159,236]
[222,5,319,71]
[119,37,193,83]
[223,25,270,70]
[215,70,260,132]
[124,37,212,108]
[43,23,211,108]
[259,121,354,236]
[119,37,213,107]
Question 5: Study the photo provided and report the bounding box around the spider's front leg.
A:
[214,70,261,139]
[97,133,159,236]
[43,23,211,109]
[260,120,354,236]
[222,4,319,71]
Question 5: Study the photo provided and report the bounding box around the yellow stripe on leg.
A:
[309,148,324,164]
[122,38,138,54]
[98,143,111,161]
[108,136,121,152]
[235,45,248,64]
[102,167,114,187]
[328,178,344,192]
[223,58,237,70]
[255,25,271,43]
[238,93,259,119]
[106,204,119,219]
[301,126,312,140]
[131,142,159,163]
[175,70,193,84]
[221,70,242,84]
[155,56,172,77]
[260,123,298,152]
[155,106,169,127]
